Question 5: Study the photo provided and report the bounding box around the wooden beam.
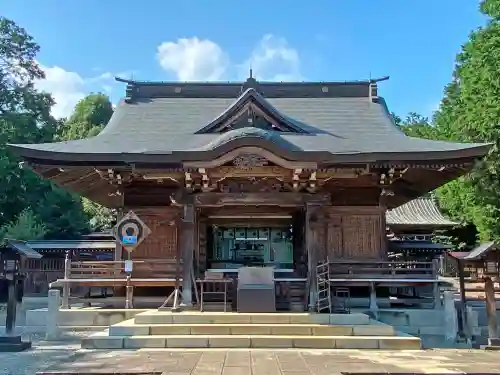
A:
[193,192,330,207]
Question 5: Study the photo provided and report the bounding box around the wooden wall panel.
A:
[326,215,343,260]
[341,214,382,259]
[124,206,181,260]
[311,222,327,263]
[322,206,385,260]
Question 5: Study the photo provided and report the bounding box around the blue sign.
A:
[122,235,137,245]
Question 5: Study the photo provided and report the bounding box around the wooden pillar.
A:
[484,276,498,341]
[113,206,124,298]
[114,208,124,262]
[114,190,124,262]
[432,258,441,309]
[305,204,320,311]
[378,195,388,259]
[369,282,378,317]
[181,204,195,306]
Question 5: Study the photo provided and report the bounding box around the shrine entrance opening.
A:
[198,206,307,277]
[207,221,294,271]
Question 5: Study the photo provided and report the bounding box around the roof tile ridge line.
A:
[194,88,308,134]
[115,75,391,86]
[115,76,241,86]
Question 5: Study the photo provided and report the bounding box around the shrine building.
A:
[8,76,490,311]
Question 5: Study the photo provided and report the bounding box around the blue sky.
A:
[3,0,486,119]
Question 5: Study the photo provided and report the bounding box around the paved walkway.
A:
[34,347,500,374]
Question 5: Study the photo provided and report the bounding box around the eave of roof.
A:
[7,140,491,166]
[3,240,43,259]
[464,241,496,260]
[26,240,116,250]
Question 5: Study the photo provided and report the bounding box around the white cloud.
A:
[35,35,303,119]
[34,65,118,118]
[242,35,302,81]
[35,65,86,119]
[157,37,229,81]
[156,34,302,82]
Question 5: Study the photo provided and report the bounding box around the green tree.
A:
[59,94,116,231]
[0,17,90,237]
[58,93,113,141]
[430,0,500,242]
[395,112,479,248]
[397,112,439,140]
[0,208,46,242]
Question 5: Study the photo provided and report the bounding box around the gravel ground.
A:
[0,332,89,375]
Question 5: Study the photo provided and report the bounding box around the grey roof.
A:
[463,241,496,260]
[26,240,116,250]
[5,240,43,259]
[8,77,490,164]
[386,197,458,227]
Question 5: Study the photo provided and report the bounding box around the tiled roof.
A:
[8,77,489,164]
[386,197,457,227]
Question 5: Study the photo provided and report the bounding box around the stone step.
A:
[109,320,395,337]
[133,311,370,325]
[82,334,421,350]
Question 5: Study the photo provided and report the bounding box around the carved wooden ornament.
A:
[232,154,268,170]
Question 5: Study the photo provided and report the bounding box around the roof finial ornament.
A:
[242,65,257,91]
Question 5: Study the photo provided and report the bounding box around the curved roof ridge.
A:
[196,126,301,151]
[195,88,308,134]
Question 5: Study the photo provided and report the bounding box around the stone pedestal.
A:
[45,289,60,341]
[443,291,458,344]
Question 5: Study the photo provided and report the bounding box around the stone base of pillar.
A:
[0,336,31,352]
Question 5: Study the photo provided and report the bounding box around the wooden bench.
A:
[50,257,185,308]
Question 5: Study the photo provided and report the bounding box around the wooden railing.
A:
[327,260,438,280]
[50,257,185,308]
[68,259,183,279]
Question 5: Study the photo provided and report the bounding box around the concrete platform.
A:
[26,307,149,328]
[133,311,371,325]
[82,333,421,349]
[81,310,420,350]
[109,320,395,336]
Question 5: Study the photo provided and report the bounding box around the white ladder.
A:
[316,259,331,313]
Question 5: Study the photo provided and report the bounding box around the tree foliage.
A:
[393,112,439,140]
[397,0,500,243]
[0,17,90,238]
[59,93,113,141]
[0,208,46,242]
[430,0,500,242]
[58,93,116,231]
